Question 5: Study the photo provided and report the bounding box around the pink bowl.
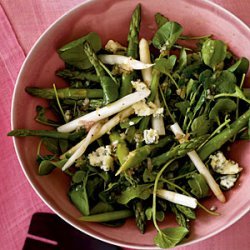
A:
[11,0,250,249]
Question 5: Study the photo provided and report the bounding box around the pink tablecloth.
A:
[0,0,249,249]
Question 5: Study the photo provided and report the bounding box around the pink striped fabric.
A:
[0,0,249,249]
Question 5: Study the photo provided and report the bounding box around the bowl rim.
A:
[11,0,250,249]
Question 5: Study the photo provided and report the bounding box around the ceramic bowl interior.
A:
[12,0,250,249]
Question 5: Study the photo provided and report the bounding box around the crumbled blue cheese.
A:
[220,174,239,190]
[105,40,126,53]
[209,151,242,174]
[143,129,159,144]
[131,80,149,92]
[132,100,164,117]
[88,146,114,171]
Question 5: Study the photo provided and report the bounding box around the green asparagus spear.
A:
[120,4,141,97]
[133,200,146,234]
[61,99,103,111]
[83,42,119,104]
[56,69,100,82]
[127,4,141,60]
[152,135,209,168]
[198,108,250,160]
[79,210,133,222]
[116,136,173,175]
[25,87,103,100]
[7,129,85,141]
[110,132,129,165]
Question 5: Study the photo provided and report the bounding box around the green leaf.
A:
[35,106,59,127]
[228,57,249,76]
[188,173,209,198]
[154,56,177,74]
[175,101,190,116]
[42,137,60,154]
[143,168,156,183]
[38,159,67,175]
[152,21,183,51]
[90,202,114,215]
[100,75,119,104]
[209,98,237,120]
[170,204,189,228]
[176,204,196,220]
[59,139,69,153]
[72,170,85,184]
[154,227,189,248]
[177,48,187,71]
[201,39,227,70]
[117,184,152,205]
[120,116,143,129]
[214,70,237,94]
[69,183,89,216]
[155,13,169,28]
[145,208,165,222]
[191,115,211,136]
[58,32,102,70]
[186,79,198,97]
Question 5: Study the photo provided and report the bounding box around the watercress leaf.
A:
[155,13,169,28]
[38,160,55,175]
[201,39,227,70]
[146,207,165,221]
[69,180,89,216]
[191,115,211,136]
[199,69,214,90]
[117,184,153,205]
[177,48,187,71]
[214,70,237,94]
[186,79,198,98]
[59,139,69,153]
[152,21,183,51]
[58,32,102,70]
[228,57,249,76]
[143,168,156,182]
[42,138,60,154]
[38,158,67,175]
[156,211,165,222]
[188,173,209,198]
[87,176,103,199]
[209,98,237,120]
[100,75,119,104]
[72,170,85,184]
[120,116,143,129]
[154,227,189,248]
[35,106,59,127]
[175,101,190,116]
[155,56,177,74]
[176,204,196,220]
[90,202,114,215]
[181,62,202,79]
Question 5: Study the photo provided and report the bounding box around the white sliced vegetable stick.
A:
[170,122,226,203]
[156,189,197,209]
[152,92,166,135]
[57,90,150,133]
[139,38,166,135]
[62,122,102,171]
[60,107,134,159]
[139,38,153,86]
[98,54,154,70]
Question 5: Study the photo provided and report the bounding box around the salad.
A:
[8,4,250,248]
